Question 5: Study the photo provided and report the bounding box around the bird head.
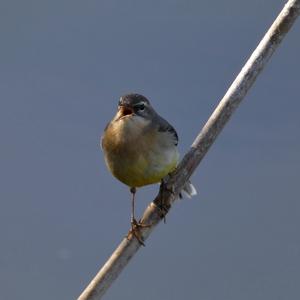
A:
[114,93,154,121]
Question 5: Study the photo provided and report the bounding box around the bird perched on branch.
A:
[101,93,196,244]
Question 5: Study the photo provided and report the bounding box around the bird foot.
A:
[127,218,151,246]
[156,178,174,223]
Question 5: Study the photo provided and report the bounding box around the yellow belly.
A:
[104,150,178,188]
[111,157,177,187]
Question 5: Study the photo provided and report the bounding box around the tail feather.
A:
[180,180,197,199]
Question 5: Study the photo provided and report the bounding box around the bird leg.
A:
[127,187,151,246]
[130,187,137,225]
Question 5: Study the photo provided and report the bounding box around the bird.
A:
[101,93,196,244]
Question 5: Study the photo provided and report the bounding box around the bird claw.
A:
[127,218,151,246]
[156,178,174,223]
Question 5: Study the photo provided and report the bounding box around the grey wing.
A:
[156,115,178,146]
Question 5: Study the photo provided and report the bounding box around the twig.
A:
[78,1,300,299]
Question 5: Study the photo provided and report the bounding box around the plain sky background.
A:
[1,1,300,299]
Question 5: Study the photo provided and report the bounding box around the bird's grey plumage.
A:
[119,93,150,107]
[157,115,178,146]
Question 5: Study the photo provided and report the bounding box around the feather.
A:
[157,116,178,146]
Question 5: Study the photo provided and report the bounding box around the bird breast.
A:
[102,116,179,187]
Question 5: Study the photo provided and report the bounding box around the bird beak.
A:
[115,105,134,120]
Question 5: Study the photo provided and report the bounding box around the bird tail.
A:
[180,180,197,198]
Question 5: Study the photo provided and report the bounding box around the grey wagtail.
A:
[101,93,196,244]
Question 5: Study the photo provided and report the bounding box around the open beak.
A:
[115,105,134,120]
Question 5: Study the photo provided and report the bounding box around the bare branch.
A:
[78,1,300,299]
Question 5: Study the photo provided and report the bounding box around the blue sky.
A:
[0,1,299,299]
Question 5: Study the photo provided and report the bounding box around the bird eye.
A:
[135,103,145,111]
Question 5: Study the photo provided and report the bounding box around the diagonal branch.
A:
[78,1,300,299]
